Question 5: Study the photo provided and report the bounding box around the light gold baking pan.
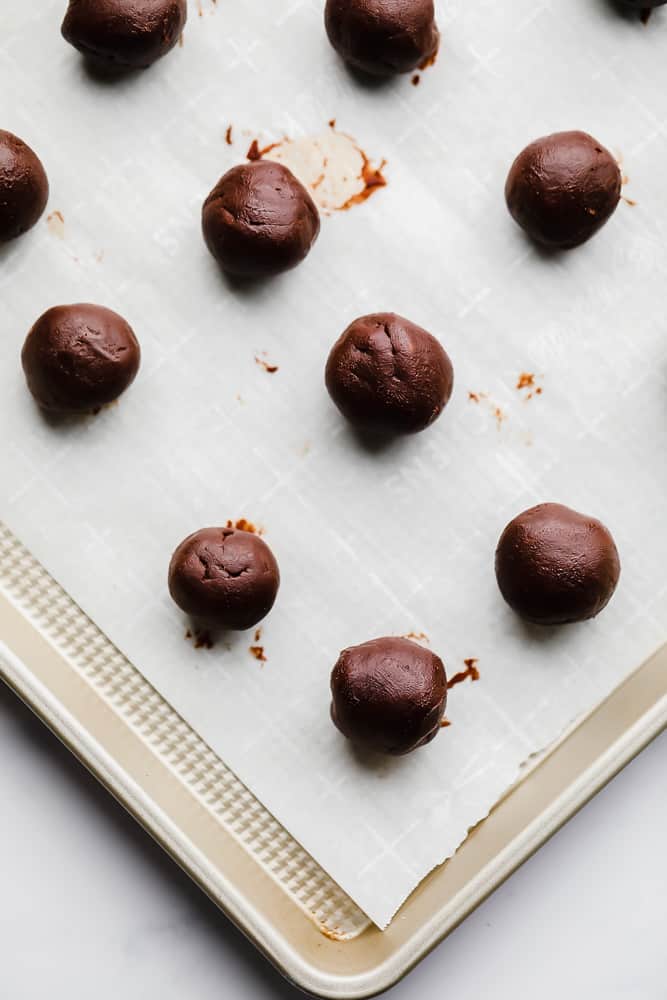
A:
[1,520,666,999]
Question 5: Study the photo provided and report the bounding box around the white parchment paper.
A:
[1,0,667,928]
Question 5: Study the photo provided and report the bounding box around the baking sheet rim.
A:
[1,582,666,999]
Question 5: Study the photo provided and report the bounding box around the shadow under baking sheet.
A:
[0,680,303,999]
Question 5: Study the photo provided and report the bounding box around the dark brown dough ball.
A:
[325,312,454,434]
[0,130,49,241]
[21,304,141,413]
[495,503,621,626]
[324,0,439,76]
[202,161,320,278]
[61,0,187,69]
[168,527,280,631]
[505,131,622,249]
[331,636,447,755]
[620,1,666,9]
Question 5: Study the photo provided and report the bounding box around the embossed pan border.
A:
[1,561,666,998]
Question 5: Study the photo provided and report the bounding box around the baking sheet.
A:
[2,0,667,929]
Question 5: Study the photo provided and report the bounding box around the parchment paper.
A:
[1,0,667,928]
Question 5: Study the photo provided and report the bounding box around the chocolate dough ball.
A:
[325,312,454,434]
[331,636,447,755]
[0,130,49,241]
[505,131,622,249]
[168,527,280,631]
[324,0,439,76]
[495,503,621,626]
[202,160,320,278]
[21,304,141,413]
[61,0,187,69]
[620,1,666,10]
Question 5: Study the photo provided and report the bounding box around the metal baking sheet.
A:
[2,544,666,998]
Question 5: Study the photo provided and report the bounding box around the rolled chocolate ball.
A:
[21,304,141,413]
[620,0,666,10]
[505,131,622,249]
[495,503,621,626]
[61,0,187,70]
[331,637,447,755]
[0,130,49,241]
[324,0,439,76]
[325,312,454,434]
[202,160,320,278]
[168,527,280,631]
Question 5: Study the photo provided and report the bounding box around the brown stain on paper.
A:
[419,46,438,70]
[447,658,480,690]
[247,138,280,162]
[226,518,264,535]
[255,353,279,374]
[339,152,387,210]
[516,372,543,402]
[404,630,429,643]
[249,627,268,663]
[47,210,65,239]
[468,390,506,429]
[186,628,214,650]
[246,122,387,214]
[516,372,535,391]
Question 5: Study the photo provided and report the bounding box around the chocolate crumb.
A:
[192,629,214,649]
[404,630,429,643]
[249,645,267,662]
[225,517,264,535]
[517,372,544,401]
[255,354,279,374]
[245,138,280,163]
[419,46,438,70]
[225,125,233,145]
[516,372,535,391]
[47,210,65,238]
[447,658,480,690]
[339,153,387,211]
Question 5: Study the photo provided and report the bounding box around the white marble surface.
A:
[1,680,665,999]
